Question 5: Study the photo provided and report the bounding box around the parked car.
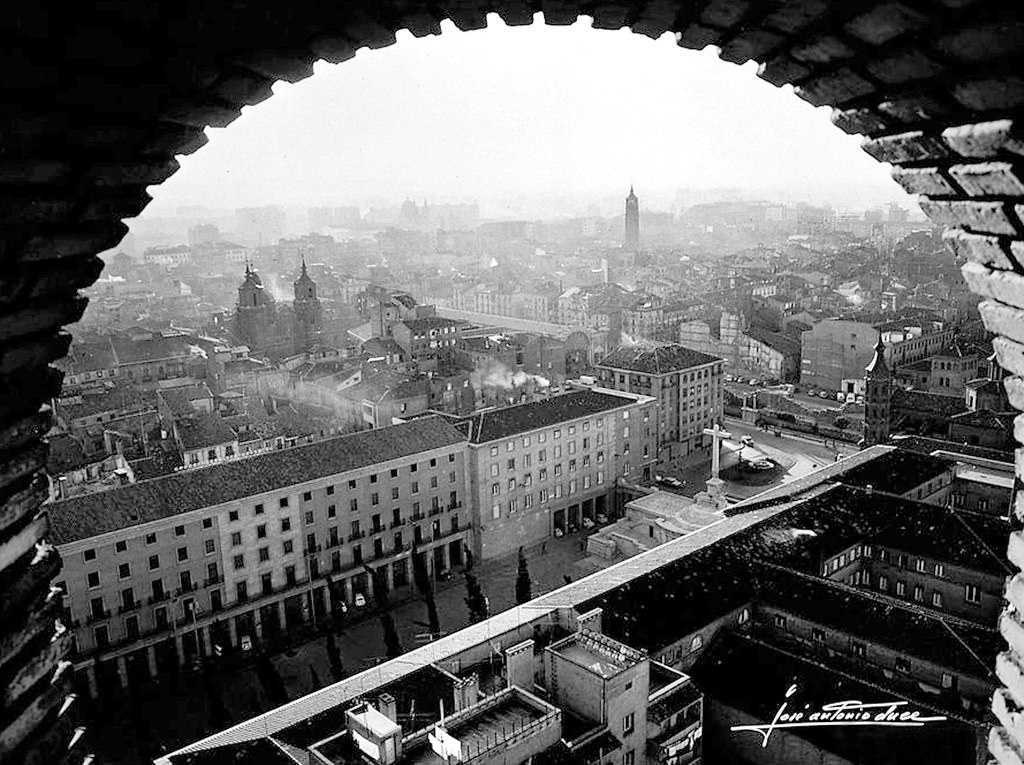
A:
[818,391,829,399]
[740,435,754,447]
[596,513,608,524]
[749,378,759,386]
[437,569,453,582]
[582,517,594,529]
[353,593,367,608]
[554,527,564,538]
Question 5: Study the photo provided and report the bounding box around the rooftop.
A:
[176,412,238,450]
[596,344,721,375]
[400,316,462,333]
[548,630,646,677]
[48,416,467,544]
[831,449,953,495]
[455,389,648,444]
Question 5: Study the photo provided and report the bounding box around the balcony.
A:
[87,609,111,625]
[347,531,366,542]
[148,592,170,605]
[429,506,442,517]
[304,544,323,556]
[447,502,463,511]
[175,583,199,596]
[371,525,385,535]
[390,519,406,529]
[117,601,141,615]
[204,575,224,587]
[411,513,426,522]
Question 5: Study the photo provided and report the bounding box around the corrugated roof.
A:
[597,344,721,375]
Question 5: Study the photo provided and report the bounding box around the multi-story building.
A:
[391,316,462,365]
[800,314,955,393]
[141,245,192,268]
[456,387,656,560]
[49,417,471,698]
[595,344,724,464]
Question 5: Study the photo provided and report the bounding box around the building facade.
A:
[458,387,657,560]
[50,417,471,698]
[595,344,725,464]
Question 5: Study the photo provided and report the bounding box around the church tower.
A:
[292,257,322,354]
[624,186,639,251]
[861,334,892,448]
[235,262,276,352]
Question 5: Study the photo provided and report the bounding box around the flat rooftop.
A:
[548,630,646,678]
[401,689,556,765]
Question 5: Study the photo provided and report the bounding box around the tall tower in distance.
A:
[861,334,892,448]
[235,261,276,352]
[292,256,322,354]
[624,185,639,251]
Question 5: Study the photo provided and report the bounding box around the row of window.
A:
[490,474,606,518]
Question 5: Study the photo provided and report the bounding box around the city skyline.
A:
[139,19,912,219]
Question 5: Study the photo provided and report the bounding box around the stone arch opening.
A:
[5,2,1024,764]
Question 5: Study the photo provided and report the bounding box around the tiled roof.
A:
[176,412,238,449]
[111,334,194,364]
[59,340,118,373]
[830,449,954,495]
[46,434,91,474]
[755,564,1001,677]
[596,344,721,375]
[456,389,645,444]
[48,417,467,544]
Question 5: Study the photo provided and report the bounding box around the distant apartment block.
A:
[800,314,956,392]
[595,344,724,464]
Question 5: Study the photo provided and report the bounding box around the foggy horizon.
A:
[138,17,912,222]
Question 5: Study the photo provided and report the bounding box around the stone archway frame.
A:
[3,2,1024,763]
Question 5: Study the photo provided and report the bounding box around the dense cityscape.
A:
[40,183,1013,765]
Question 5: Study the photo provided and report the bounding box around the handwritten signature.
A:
[731,684,947,747]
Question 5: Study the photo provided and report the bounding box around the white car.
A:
[354,593,367,608]
[554,527,564,538]
[740,435,754,447]
[582,517,594,529]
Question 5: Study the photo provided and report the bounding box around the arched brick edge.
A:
[2,1,1024,762]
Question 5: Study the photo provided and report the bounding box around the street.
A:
[722,416,857,481]
[84,532,591,764]
[725,381,847,412]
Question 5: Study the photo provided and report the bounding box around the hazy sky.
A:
[143,17,910,217]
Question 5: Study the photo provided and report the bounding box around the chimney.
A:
[377,693,397,723]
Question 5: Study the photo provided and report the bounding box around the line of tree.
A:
[465,572,489,624]
[515,547,532,605]
[412,549,442,637]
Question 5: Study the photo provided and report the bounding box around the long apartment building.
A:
[47,417,472,698]
[451,387,657,560]
[595,344,724,464]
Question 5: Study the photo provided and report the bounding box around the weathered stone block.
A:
[864,48,945,85]
[944,120,1024,158]
[719,29,785,64]
[790,35,856,65]
[795,68,876,108]
[757,54,812,87]
[844,2,929,46]
[954,77,1024,112]
[935,21,1024,64]
[922,200,1019,236]
[891,167,957,196]
[862,131,950,163]
[676,24,722,50]
[830,107,889,136]
[981,301,1024,345]
[944,230,1017,271]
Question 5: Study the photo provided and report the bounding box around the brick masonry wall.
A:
[2,1,1023,763]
